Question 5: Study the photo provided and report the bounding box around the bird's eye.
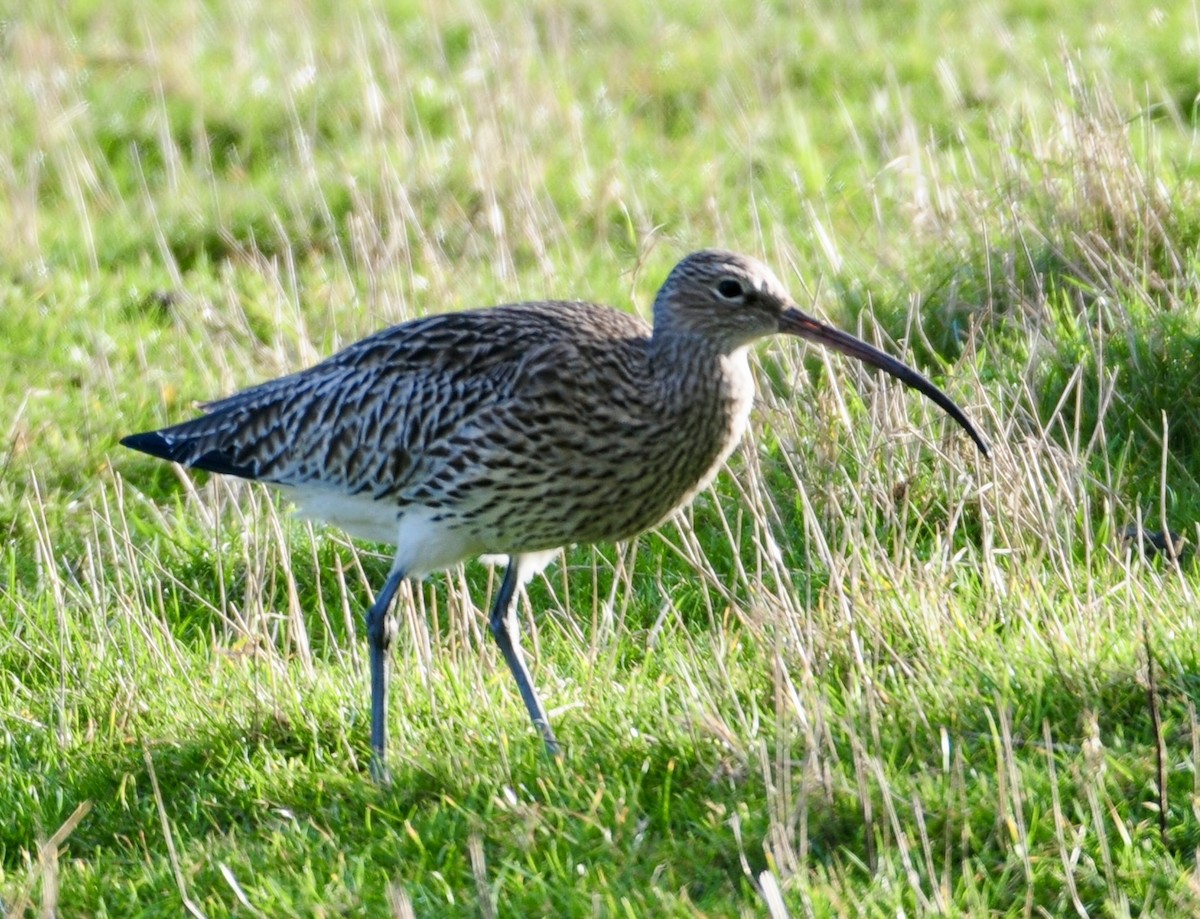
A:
[715,278,745,301]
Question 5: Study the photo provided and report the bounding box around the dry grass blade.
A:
[7,802,93,918]
[144,748,207,919]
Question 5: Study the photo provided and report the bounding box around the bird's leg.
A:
[366,566,405,783]
[489,558,561,756]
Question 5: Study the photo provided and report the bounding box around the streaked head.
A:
[653,249,990,455]
[652,249,798,349]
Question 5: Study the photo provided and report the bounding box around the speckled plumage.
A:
[122,249,987,777]
[147,299,753,572]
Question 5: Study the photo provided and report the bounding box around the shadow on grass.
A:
[15,720,791,910]
[8,651,1198,914]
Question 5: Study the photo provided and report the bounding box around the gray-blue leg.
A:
[366,568,405,783]
[489,559,561,756]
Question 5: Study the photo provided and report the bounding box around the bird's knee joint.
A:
[489,609,515,641]
[367,608,395,650]
[488,614,505,640]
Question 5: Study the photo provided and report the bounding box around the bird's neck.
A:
[647,326,733,366]
[648,334,755,426]
[636,337,757,510]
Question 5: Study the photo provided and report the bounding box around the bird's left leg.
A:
[365,566,405,783]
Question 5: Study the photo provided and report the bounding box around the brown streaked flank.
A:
[121,248,988,780]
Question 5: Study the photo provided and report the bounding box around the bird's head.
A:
[652,249,798,350]
[652,249,989,456]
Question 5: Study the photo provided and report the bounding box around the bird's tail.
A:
[120,420,262,479]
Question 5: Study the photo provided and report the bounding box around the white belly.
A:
[286,486,490,579]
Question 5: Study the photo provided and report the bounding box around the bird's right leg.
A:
[366,566,405,783]
[489,558,561,756]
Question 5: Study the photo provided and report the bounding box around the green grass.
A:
[4,0,1200,914]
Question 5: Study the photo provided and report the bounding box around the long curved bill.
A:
[778,307,989,456]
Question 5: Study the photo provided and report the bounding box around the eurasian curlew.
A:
[121,249,988,778]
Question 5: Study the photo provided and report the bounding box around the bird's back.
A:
[123,299,750,558]
[126,300,642,475]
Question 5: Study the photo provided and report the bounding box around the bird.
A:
[121,249,988,778]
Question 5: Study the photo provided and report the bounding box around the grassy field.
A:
[3,0,1200,914]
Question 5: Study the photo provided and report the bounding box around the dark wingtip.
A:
[120,430,260,479]
[187,450,261,479]
[120,430,180,461]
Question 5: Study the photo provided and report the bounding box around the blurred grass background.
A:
[2,0,1200,915]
